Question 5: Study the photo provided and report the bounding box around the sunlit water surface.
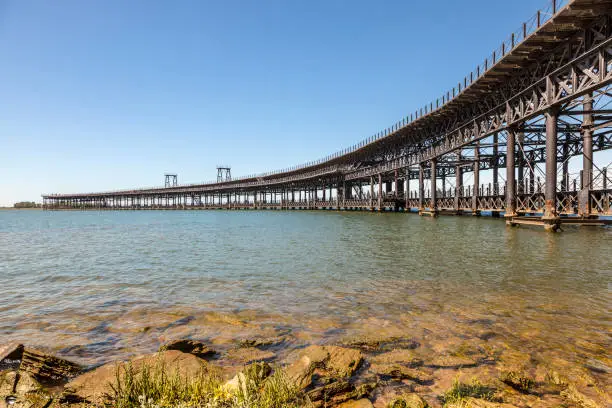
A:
[0,210,610,372]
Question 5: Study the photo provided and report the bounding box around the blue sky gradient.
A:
[1,0,561,205]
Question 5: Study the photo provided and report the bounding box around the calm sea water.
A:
[0,210,610,368]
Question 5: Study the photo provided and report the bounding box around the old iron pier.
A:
[44,0,612,231]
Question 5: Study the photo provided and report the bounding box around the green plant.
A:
[442,378,495,406]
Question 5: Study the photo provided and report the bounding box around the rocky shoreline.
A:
[1,332,609,408]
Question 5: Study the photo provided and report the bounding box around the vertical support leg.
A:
[418,163,425,214]
[543,107,560,230]
[493,133,499,195]
[370,176,374,211]
[505,129,517,221]
[455,150,463,214]
[378,173,383,211]
[579,93,593,217]
[472,142,480,216]
[430,159,438,216]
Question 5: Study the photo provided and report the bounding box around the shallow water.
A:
[0,210,610,374]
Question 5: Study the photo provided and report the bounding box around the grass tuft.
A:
[105,358,310,408]
[442,378,496,406]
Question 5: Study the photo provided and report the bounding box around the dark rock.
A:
[20,347,81,384]
[238,336,284,349]
[369,363,433,384]
[0,343,24,371]
[307,379,353,401]
[500,370,535,393]
[426,355,477,369]
[158,339,216,359]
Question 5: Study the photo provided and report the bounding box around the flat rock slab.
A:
[20,347,81,384]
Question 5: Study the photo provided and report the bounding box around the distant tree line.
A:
[14,201,41,208]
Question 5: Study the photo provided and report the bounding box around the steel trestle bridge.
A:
[44,0,612,231]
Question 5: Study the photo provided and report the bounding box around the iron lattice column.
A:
[472,142,480,216]
[370,176,374,210]
[454,151,462,213]
[543,107,560,229]
[579,93,593,217]
[517,132,525,195]
[418,163,425,213]
[505,129,517,219]
[430,159,437,213]
[378,173,383,211]
[492,134,499,195]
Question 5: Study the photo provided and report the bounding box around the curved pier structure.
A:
[44,0,612,229]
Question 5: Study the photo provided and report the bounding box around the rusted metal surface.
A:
[43,1,612,229]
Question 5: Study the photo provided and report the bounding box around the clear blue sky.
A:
[2,0,554,205]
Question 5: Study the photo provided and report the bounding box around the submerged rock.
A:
[499,370,535,393]
[427,355,477,369]
[369,363,433,384]
[388,393,429,408]
[226,347,275,365]
[20,347,81,384]
[560,384,601,408]
[336,398,374,408]
[369,349,424,368]
[158,339,216,359]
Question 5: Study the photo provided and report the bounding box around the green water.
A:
[0,210,610,373]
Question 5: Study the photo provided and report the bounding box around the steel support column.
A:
[505,129,517,219]
[579,93,593,217]
[430,159,438,214]
[418,163,425,213]
[378,173,383,211]
[454,151,462,213]
[543,107,560,230]
[472,142,480,216]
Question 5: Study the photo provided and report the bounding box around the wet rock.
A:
[340,336,419,352]
[20,347,81,384]
[64,350,211,405]
[388,393,429,408]
[560,384,601,408]
[300,345,364,378]
[336,398,374,408]
[226,347,275,365]
[499,370,534,393]
[285,355,315,390]
[238,336,285,349]
[369,364,433,384]
[307,379,353,402]
[14,372,41,395]
[444,397,516,407]
[427,355,477,369]
[0,343,23,371]
[370,349,424,368]
[584,358,610,374]
[158,339,216,359]
[333,382,377,405]
[0,371,17,395]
